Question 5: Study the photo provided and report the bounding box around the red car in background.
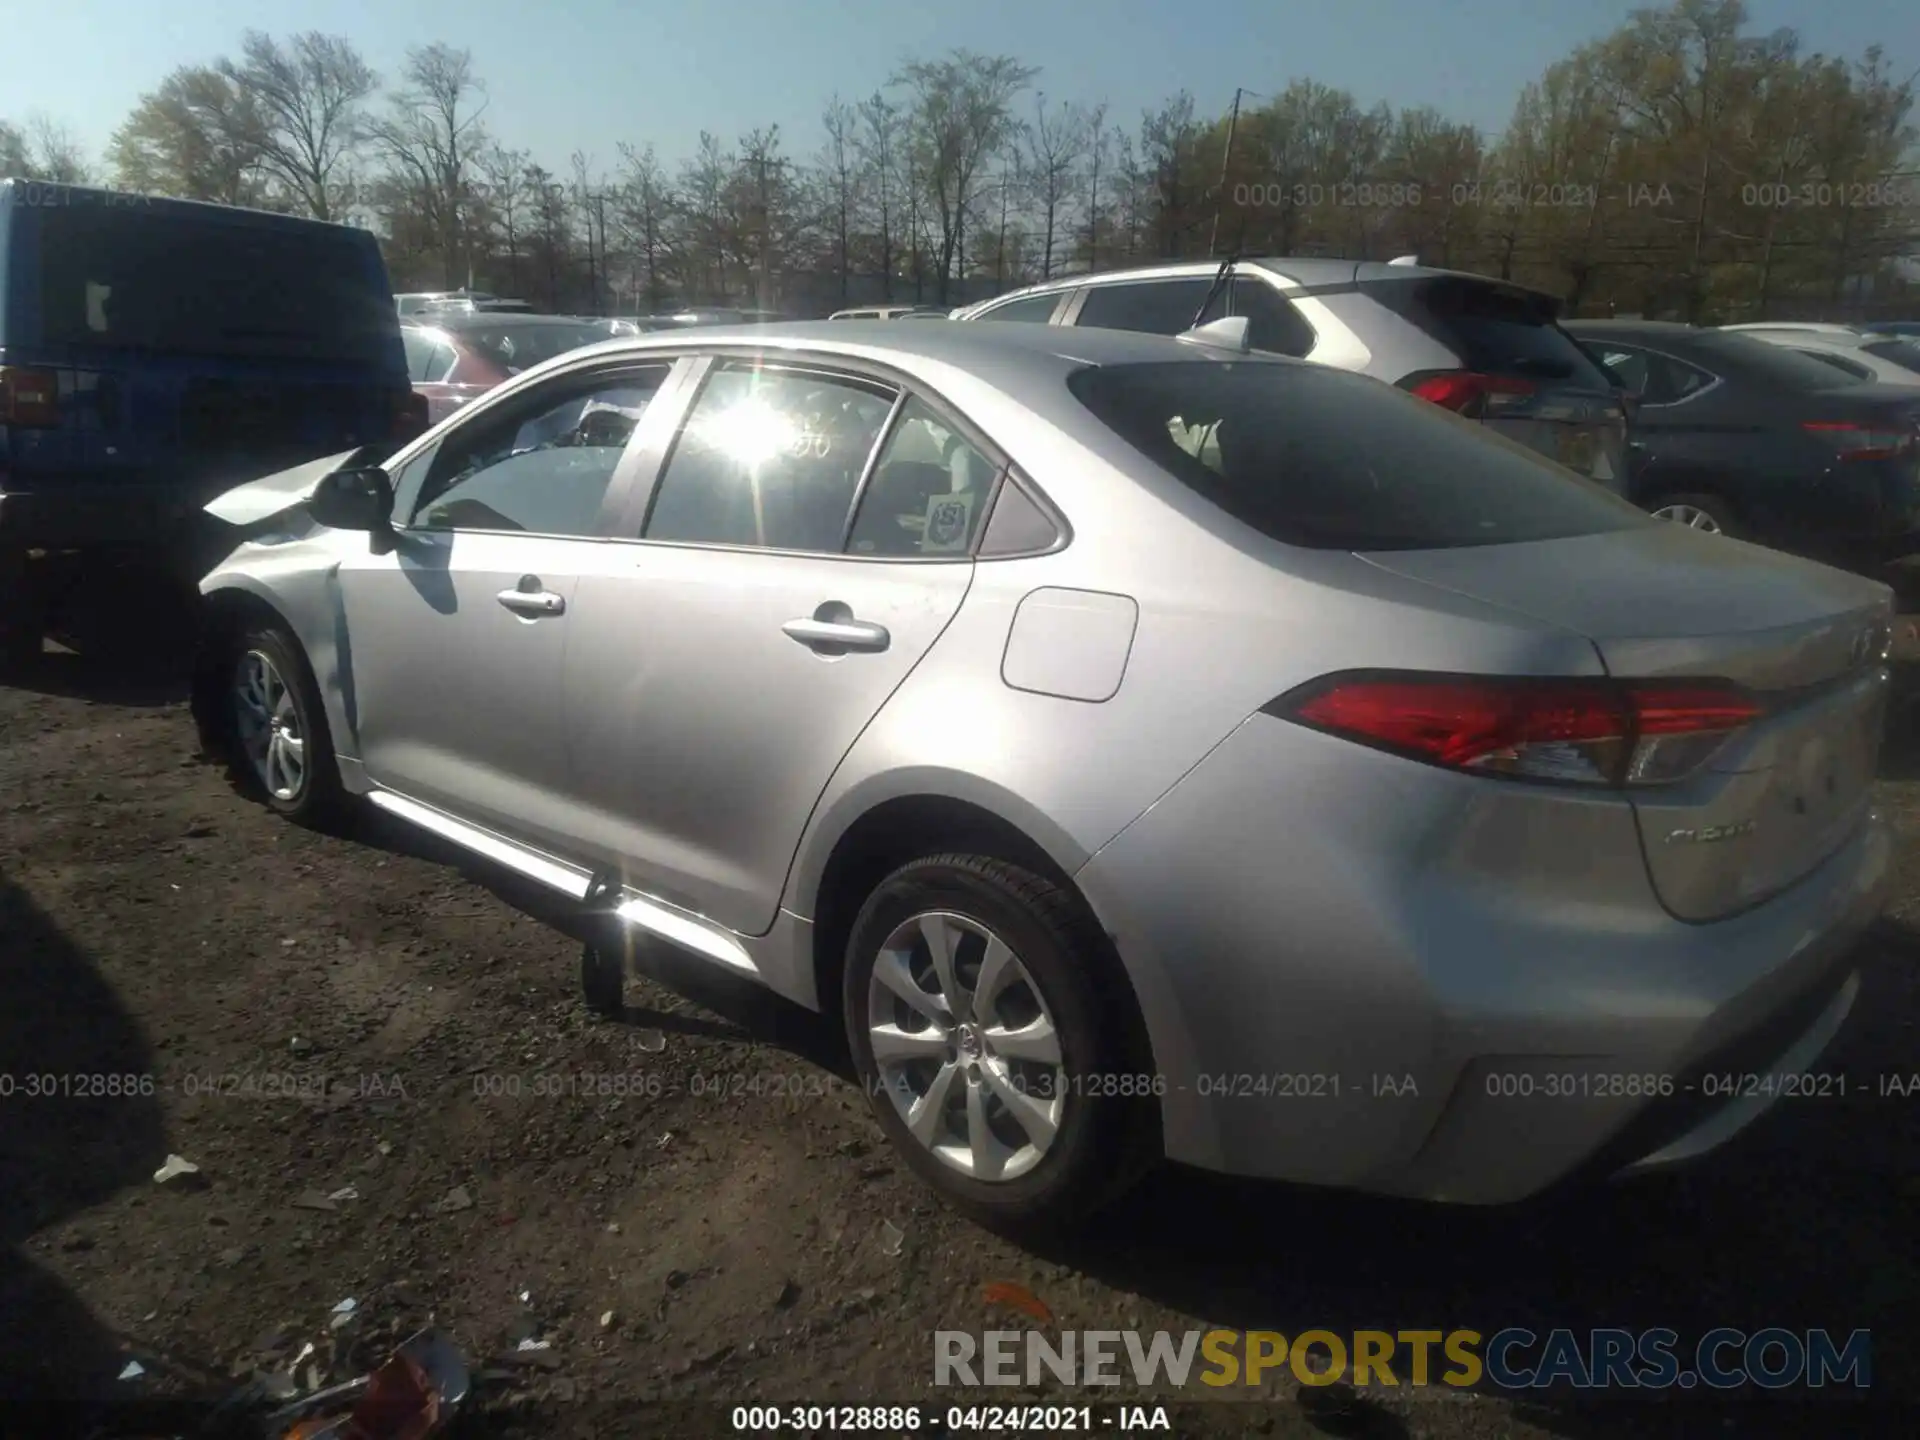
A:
[401,313,616,424]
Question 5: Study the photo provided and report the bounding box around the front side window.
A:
[644,364,897,551]
[846,397,1000,557]
[1071,360,1649,551]
[411,364,670,535]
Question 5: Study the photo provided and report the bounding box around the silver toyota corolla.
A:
[192,319,1893,1227]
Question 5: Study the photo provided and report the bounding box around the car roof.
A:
[1719,321,1860,335]
[1721,327,1875,351]
[557,317,1274,377]
[1564,320,1705,341]
[406,312,604,331]
[961,255,1558,313]
[0,179,371,236]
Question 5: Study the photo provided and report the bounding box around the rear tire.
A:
[225,623,349,829]
[1648,491,1740,538]
[842,854,1157,1234]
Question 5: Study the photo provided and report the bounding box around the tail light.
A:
[1268,671,1763,787]
[0,366,61,428]
[1802,421,1915,462]
[392,389,429,442]
[1401,370,1536,417]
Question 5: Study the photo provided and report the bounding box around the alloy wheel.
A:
[234,649,307,802]
[1652,503,1723,533]
[866,911,1066,1182]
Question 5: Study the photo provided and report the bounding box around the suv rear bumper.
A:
[0,483,205,553]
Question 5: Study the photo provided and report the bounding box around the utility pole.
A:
[1209,87,1245,258]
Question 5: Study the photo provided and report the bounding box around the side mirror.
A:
[309,465,395,535]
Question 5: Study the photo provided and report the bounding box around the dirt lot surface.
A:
[2,600,1918,1439]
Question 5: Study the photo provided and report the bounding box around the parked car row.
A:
[949,258,1920,572]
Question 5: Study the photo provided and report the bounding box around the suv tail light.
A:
[1268,672,1763,787]
[0,366,60,428]
[1401,370,1536,416]
[393,389,429,442]
[1802,420,1915,462]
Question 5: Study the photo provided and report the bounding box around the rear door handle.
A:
[497,579,566,617]
[782,616,891,653]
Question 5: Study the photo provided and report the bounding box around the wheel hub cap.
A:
[866,911,1066,1183]
[233,650,307,802]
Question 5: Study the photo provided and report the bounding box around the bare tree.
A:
[1082,103,1110,268]
[817,97,861,302]
[478,144,533,295]
[371,44,488,289]
[893,51,1037,302]
[856,94,904,298]
[615,142,673,312]
[1023,93,1088,278]
[220,31,375,219]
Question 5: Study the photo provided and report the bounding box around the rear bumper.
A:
[0,483,205,553]
[1075,713,1893,1204]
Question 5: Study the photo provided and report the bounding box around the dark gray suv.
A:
[953,258,1630,492]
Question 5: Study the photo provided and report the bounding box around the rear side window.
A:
[1371,278,1613,390]
[33,206,397,366]
[1198,277,1317,357]
[450,321,606,375]
[1069,361,1648,551]
[977,293,1062,323]
[1076,279,1212,336]
[1791,349,1872,382]
[1693,334,1863,392]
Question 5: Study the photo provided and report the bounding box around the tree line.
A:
[3,0,1916,322]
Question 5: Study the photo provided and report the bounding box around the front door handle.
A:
[782,615,891,654]
[497,577,566,617]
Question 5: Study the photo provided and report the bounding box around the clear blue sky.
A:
[6,0,1917,176]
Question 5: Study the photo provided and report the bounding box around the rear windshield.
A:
[32,205,396,365]
[1369,277,1614,390]
[448,320,608,374]
[1863,338,1920,376]
[1069,361,1649,551]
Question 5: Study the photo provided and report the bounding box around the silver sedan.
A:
[193,319,1893,1227]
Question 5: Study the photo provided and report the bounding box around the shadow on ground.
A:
[4,564,198,708]
[0,872,168,1408]
[343,807,850,1076]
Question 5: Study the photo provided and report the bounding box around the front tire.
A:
[843,854,1156,1232]
[227,624,347,828]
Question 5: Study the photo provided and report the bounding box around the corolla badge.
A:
[1665,820,1758,845]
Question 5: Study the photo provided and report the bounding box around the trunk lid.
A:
[1361,523,1892,921]
[1365,272,1633,494]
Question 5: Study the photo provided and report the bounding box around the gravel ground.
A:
[0,592,1916,1440]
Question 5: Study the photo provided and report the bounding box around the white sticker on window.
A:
[921,493,975,553]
